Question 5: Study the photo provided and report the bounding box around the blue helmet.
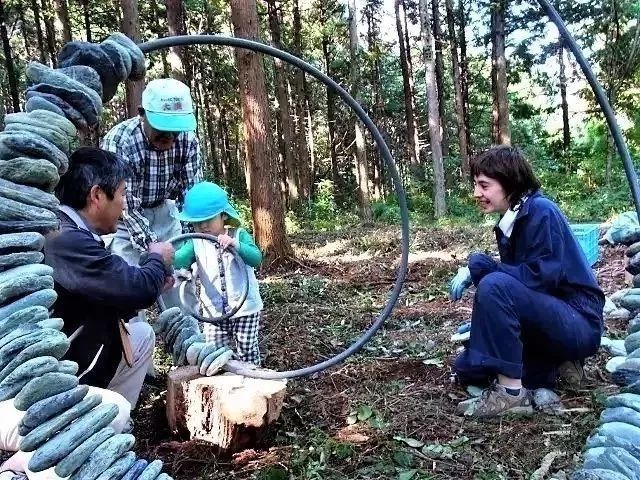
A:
[176,181,241,226]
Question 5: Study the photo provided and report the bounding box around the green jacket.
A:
[174,228,262,269]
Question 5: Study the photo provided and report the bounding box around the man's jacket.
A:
[44,207,167,387]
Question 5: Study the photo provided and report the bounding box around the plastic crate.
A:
[570,223,600,266]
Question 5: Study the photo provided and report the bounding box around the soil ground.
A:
[133,224,626,480]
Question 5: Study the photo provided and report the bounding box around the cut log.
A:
[166,362,287,451]
[166,366,200,438]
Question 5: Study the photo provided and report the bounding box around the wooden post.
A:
[166,362,287,451]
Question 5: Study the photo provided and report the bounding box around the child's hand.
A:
[217,233,239,250]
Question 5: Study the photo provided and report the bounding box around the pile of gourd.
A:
[569,243,640,479]
[0,34,176,480]
[155,307,233,375]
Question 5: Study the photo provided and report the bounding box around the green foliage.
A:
[230,197,254,232]
[346,403,385,429]
[285,428,356,480]
[370,184,483,226]
[532,120,637,221]
[291,180,360,232]
[372,200,402,223]
[257,467,288,480]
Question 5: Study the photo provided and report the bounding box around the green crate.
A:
[570,223,600,266]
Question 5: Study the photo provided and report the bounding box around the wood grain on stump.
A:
[166,362,287,451]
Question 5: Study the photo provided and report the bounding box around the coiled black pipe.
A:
[537,0,640,219]
[139,5,639,378]
[157,232,250,324]
[139,35,410,379]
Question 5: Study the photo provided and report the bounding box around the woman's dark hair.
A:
[470,145,541,207]
[55,147,130,209]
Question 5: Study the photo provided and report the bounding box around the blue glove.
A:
[199,346,234,376]
[449,266,472,301]
[457,322,471,334]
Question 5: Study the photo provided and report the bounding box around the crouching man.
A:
[44,147,175,407]
[0,147,174,479]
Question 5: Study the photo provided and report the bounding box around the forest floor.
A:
[133,224,626,480]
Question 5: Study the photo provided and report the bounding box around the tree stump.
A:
[166,361,287,451]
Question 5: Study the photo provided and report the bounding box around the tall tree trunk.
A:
[19,11,32,58]
[166,0,190,85]
[41,0,57,66]
[264,9,289,203]
[490,9,498,142]
[191,63,203,135]
[121,0,144,118]
[267,0,299,208]
[149,0,170,77]
[81,0,91,42]
[349,0,372,222]
[31,0,48,63]
[365,3,384,199]
[420,0,446,217]
[558,38,570,151]
[605,86,616,186]
[292,0,311,202]
[322,31,340,189]
[53,0,71,44]
[395,0,422,180]
[203,73,220,180]
[0,82,6,127]
[402,0,421,162]
[445,0,469,173]
[458,0,471,152]
[237,123,247,192]
[604,0,620,186]
[304,77,316,194]
[431,0,448,156]
[402,1,415,80]
[490,0,510,145]
[218,104,232,186]
[205,102,219,179]
[230,0,293,262]
[0,0,20,113]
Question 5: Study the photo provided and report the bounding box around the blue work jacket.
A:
[45,209,168,388]
[468,191,605,324]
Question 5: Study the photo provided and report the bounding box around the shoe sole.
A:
[476,406,535,420]
[459,400,535,419]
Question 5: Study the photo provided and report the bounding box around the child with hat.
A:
[174,181,264,366]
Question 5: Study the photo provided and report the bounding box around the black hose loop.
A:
[139,35,410,379]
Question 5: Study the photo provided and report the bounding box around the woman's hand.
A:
[450,266,472,301]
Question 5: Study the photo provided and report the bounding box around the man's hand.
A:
[148,242,175,266]
[217,233,239,250]
[449,266,472,301]
[162,275,175,293]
